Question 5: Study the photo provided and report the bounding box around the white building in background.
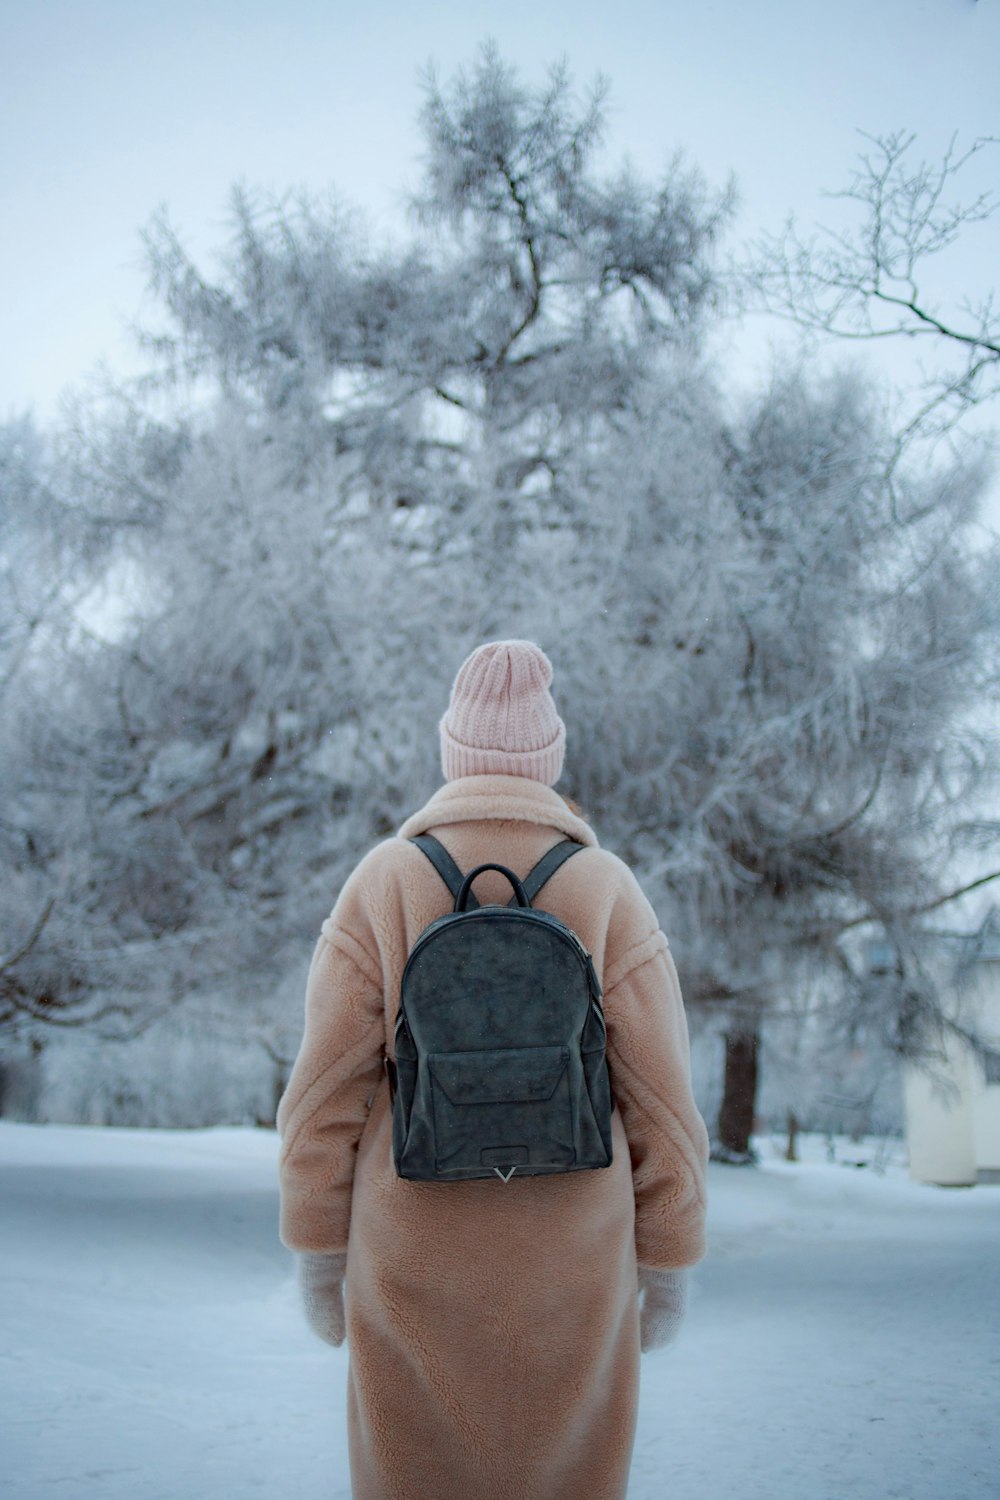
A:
[899,908,1000,1187]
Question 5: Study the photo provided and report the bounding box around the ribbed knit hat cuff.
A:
[439,715,565,786]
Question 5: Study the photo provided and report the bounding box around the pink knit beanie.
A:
[439,640,566,785]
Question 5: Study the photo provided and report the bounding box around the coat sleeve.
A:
[601,868,709,1271]
[276,866,387,1255]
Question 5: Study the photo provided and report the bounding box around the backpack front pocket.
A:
[428,1046,575,1175]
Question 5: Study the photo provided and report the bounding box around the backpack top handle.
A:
[455,863,531,912]
[409,834,584,912]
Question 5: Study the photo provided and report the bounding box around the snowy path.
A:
[1,1123,996,1500]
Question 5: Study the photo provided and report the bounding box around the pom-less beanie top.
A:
[439,640,566,785]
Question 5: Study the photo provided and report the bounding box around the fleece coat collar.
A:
[396,774,600,848]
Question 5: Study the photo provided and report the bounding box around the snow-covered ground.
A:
[2,1123,996,1500]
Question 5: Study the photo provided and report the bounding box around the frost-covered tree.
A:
[745,130,1000,477]
[0,47,731,1085]
[726,125,1000,1155]
[548,353,999,1158]
[138,45,733,599]
[0,413,107,1035]
[2,48,998,1143]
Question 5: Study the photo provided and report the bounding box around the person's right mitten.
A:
[637,1266,689,1352]
[296,1250,348,1347]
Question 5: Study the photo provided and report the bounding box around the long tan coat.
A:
[277,774,709,1500]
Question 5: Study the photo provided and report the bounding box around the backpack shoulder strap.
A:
[514,839,585,907]
[408,834,480,910]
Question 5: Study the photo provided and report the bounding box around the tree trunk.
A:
[785,1110,799,1162]
[714,1027,760,1163]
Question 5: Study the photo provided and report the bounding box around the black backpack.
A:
[385,834,614,1183]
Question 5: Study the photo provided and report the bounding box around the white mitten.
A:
[297,1251,348,1347]
[638,1266,689,1352]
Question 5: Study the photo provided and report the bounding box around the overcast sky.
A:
[2,0,998,505]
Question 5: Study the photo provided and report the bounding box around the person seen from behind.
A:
[277,639,710,1500]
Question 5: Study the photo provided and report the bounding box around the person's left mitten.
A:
[638,1266,689,1352]
[297,1251,349,1347]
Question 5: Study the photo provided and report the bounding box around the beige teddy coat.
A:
[277,774,709,1500]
